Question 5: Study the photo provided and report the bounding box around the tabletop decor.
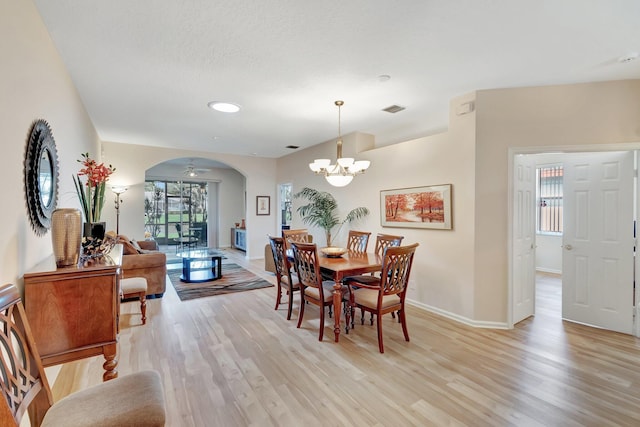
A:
[73,152,116,233]
[294,187,369,247]
[80,231,117,264]
[381,184,452,229]
[320,247,347,258]
[50,208,82,267]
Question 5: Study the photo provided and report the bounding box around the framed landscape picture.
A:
[256,196,270,215]
[380,184,452,229]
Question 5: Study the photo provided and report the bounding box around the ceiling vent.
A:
[382,104,406,114]
[286,145,299,149]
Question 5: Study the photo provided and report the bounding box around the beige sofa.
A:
[117,236,167,297]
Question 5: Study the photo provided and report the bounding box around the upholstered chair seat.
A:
[41,370,165,427]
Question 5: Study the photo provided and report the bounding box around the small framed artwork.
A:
[256,196,270,216]
[380,184,452,229]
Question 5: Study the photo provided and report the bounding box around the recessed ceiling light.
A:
[377,74,391,82]
[207,101,241,113]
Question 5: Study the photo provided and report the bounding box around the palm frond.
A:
[294,187,369,246]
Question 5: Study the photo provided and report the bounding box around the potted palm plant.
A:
[294,187,369,247]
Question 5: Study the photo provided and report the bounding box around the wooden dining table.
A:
[317,251,383,342]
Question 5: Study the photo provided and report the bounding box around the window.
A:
[537,165,563,234]
[144,180,208,245]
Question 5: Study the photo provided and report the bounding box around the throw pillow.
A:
[116,235,139,255]
[131,239,143,253]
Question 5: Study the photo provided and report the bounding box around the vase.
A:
[51,208,82,267]
[84,221,106,240]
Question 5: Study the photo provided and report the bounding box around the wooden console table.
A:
[23,244,122,381]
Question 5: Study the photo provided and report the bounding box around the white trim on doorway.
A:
[508,142,640,337]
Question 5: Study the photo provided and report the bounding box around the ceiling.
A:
[34,1,640,161]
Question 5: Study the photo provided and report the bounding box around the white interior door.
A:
[512,155,536,324]
[562,151,634,334]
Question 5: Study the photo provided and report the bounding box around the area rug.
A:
[168,263,273,301]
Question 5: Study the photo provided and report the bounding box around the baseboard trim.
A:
[406,299,510,329]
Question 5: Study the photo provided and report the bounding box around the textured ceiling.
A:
[34,1,640,160]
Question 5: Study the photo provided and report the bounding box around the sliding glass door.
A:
[145,180,208,246]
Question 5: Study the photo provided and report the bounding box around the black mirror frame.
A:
[24,119,59,236]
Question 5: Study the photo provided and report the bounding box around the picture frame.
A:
[256,196,270,216]
[380,184,452,229]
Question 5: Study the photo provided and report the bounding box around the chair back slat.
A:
[379,243,419,296]
[374,233,404,256]
[290,242,321,290]
[0,283,53,425]
[268,236,290,279]
[346,231,371,253]
[282,229,311,250]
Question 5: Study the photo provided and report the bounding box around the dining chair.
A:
[347,243,419,353]
[343,233,404,320]
[290,242,337,341]
[346,230,371,253]
[0,282,166,427]
[282,229,311,249]
[269,235,300,320]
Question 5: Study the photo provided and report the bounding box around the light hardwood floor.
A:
[50,253,640,426]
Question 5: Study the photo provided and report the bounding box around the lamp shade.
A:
[325,174,353,187]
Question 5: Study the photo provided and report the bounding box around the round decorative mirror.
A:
[24,120,59,236]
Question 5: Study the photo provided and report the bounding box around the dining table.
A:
[316,251,383,342]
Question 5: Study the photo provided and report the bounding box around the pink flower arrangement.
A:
[73,153,116,222]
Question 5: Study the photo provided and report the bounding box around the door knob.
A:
[564,244,573,250]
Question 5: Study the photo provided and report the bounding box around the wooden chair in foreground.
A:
[346,243,419,353]
[269,235,300,320]
[0,282,165,427]
[290,242,337,341]
[346,230,371,253]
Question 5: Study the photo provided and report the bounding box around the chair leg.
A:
[286,289,293,320]
[376,312,384,353]
[318,304,325,341]
[139,293,147,325]
[399,308,409,342]
[274,282,282,311]
[297,294,306,328]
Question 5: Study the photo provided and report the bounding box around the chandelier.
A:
[309,100,370,187]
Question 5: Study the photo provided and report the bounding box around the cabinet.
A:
[23,245,123,381]
[234,228,246,251]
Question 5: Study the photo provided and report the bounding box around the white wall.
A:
[475,80,640,323]
[101,142,277,258]
[0,0,99,290]
[276,92,479,321]
[536,234,562,274]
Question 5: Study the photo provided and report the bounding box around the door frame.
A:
[507,142,640,335]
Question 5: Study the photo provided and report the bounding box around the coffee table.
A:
[177,248,224,283]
